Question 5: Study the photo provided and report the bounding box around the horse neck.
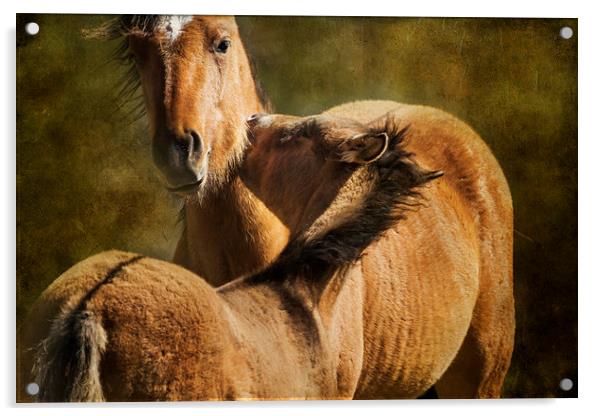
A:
[175,41,291,286]
[181,176,290,287]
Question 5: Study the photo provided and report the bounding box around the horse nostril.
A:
[170,129,202,164]
[188,130,202,160]
[154,128,206,187]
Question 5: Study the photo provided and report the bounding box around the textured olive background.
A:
[16,15,577,398]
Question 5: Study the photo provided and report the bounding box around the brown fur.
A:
[138,15,288,286]
[240,106,514,399]
[92,16,289,287]
[326,102,514,398]
[25,253,358,401]
[23,124,438,400]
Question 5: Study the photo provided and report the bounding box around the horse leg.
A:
[435,251,515,398]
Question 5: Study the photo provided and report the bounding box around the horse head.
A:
[243,113,443,239]
[108,15,265,194]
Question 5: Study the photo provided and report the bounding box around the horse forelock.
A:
[89,15,162,39]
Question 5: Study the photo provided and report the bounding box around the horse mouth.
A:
[166,178,205,195]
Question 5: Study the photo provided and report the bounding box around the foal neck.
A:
[180,176,290,287]
[173,33,288,286]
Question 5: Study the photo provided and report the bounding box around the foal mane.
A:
[254,117,443,284]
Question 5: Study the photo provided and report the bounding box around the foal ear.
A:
[337,132,389,164]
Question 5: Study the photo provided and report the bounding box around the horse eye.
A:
[215,39,231,54]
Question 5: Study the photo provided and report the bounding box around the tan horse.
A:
[24,115,440,401]
[245,109,515,398]
[96,15,290,286]
[68,16,514,398]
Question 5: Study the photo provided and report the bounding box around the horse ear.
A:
[337,132,389,164]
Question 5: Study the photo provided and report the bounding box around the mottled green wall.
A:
[16,15,577,398]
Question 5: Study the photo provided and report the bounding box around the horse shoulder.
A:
[326,99,513,398]
[354,195,481,397]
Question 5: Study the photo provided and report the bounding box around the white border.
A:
[3,1,600,415]
[7,0,583,17]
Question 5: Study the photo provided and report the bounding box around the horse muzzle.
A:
[152,129,207,193]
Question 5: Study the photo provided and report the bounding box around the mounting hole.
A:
[25,22,40,36]
[25,382,39,396]
[559,26,573,39]
[559,378,573,391]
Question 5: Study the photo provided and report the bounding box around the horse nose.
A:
[182,129,203,163]
[153,128,206,188]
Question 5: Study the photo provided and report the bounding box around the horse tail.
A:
[33,307,107,402]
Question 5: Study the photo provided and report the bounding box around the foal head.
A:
[243,113,444,242]
[104,16,265,194]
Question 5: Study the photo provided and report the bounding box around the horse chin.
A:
[165,161,209,197]
[166,177,205,196]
